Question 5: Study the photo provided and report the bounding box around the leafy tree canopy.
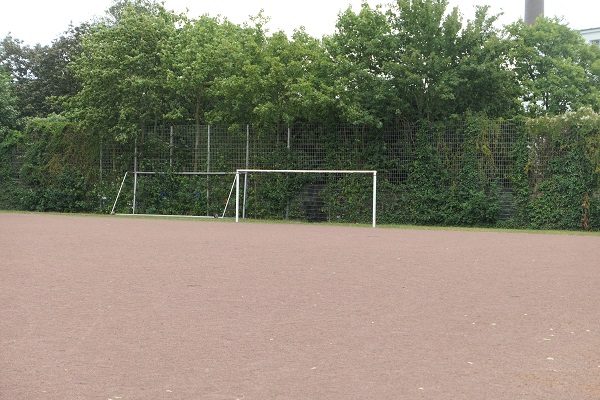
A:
[68,0,182,141]
[326,0,520,125]
[506,17,600,116]
[0,69,20,137]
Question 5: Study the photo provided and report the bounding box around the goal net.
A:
[235,169,377,227]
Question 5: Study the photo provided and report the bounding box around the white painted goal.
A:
[110,171,237,218]
[235,169,377,227]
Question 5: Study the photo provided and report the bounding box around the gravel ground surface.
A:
[2,213,600,399]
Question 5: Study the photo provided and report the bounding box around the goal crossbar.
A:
[132,171,237,175]
[235,169,377,227]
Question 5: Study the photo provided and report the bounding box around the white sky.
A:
[1,0,599,46]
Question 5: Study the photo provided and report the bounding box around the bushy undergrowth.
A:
[2,112,600,230]
[510,109,600,230]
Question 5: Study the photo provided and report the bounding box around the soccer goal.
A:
[235,169,377,227]
[111,171,238,218]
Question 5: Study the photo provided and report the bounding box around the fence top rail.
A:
[237,169,377,175]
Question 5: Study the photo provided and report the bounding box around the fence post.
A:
[243,125,249,219]
[206,125,211,216]
[132,136,138,215]
[169,125,174,167]
[286,126,291,219]
[99,138,103,182]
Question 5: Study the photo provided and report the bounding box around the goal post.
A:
[235,169,377,227]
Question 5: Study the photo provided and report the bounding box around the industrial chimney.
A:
[525,0,544,25]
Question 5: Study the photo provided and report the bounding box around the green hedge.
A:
[3,111,600,230]
[1,116,99,212]
[510,109,600,230]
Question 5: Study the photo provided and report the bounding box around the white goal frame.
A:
[235,169,377,227]
[111,171,238,218]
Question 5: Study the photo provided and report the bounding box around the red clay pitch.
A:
[1,213,600,399]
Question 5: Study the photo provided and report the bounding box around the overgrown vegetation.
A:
[510,109,600,230]
[2,0,600,229]
[0,116,97,212]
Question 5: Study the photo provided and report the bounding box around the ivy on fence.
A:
[2,112,600,230]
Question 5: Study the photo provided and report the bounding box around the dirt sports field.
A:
[1,213,600,400]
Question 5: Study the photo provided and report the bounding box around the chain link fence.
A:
[94,121,522,223]
[4,119,597,228]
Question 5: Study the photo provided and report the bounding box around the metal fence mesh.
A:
[7,118,590,225]
[5,117,598,227]
[89,121,521,221]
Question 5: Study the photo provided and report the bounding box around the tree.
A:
[1,24,89,118]
[277,29,337,124]
[161,14,248,126]
[0,69,19,137]
[385,0,464,120]
[244,28,336,127]
[159,14,252,170]
[326,0,519,123]
[325,3,394,126]
[0,35,45,117]
[452,6,521,117]
[202,19,335,128]
[506,17,600,116]
[31,24,90,116]
[202,13,270,126]
[69,0,180,141]
[0,69,22,210]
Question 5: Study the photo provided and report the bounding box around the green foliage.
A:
[1,35,42,118]
[4,0,600,230]
[11,167,90,213]
[401,123,453,225]
[506,17,600,116]
[4,0,600,133]
[1,116,98,212]
[0,130,22,209]
[241,146,301,219]
[510,109,600,230]
[0,70,20,136]
[162,14,245,126]
[31,24,89,116]
[1,27,86,118]
[326,1,517,124]
[527,151,591,229]
[447,116,500,225]
[507,119,532,228]
[322,174,374,224]
[69,0,181,141]
[133,170,235,217]
[452,7,521,117]
[325,3,393,126]
[396,118,501,226]
[42,168,90,212]
[245,173,296,220]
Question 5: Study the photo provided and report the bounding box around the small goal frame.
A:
[235,169,377,227]
[110,170,238,218]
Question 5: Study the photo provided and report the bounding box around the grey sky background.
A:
[1,0,599,46]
